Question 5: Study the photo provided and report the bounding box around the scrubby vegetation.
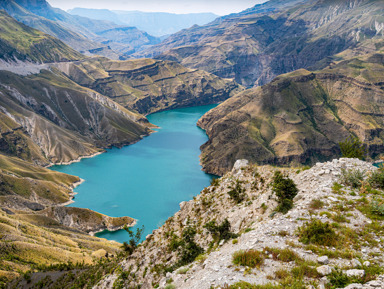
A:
[339,136,366,159]
[271,171,298,213]
[339,169,365,188]
[232,250,265,268]
[228,180,246,203]
[121,225,144,255]
[298,220,338,247]
[204,218,237,243]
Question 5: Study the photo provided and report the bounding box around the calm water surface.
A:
[51,105,216,243]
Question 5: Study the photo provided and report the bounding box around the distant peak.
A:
[14,0,51,8]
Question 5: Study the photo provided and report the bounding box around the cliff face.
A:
[56,58,244,115]
[197,51,384,175]
[137,0,384,88]
[0,69,150,165]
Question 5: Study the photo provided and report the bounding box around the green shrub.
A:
[121,225,144,255]
[368,168,384,189]
[271,171,298,213]
[178,226,204,266]
[309,199,325,210]
[264,247,299,262]
[210,177,220,187]
[339,136,365,159]
[228,180,246,203]
[371,198,384,216]
[232,249,265,268]
[339,169,365,189]
[328,269,351,288]
[298,219,338,247]
[204,218,237,242]
[291,263,319,279]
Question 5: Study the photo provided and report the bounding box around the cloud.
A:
[47,0,267,15]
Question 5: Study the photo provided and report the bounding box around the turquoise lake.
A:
[51,104,216,243]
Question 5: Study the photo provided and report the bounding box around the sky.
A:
[47,0,267,16]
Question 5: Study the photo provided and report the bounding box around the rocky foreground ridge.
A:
[92,158,384,289]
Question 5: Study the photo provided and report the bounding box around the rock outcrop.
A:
[93,158,384,289]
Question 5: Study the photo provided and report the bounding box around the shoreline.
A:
[45,151,105,168]
[57,179,84,207]
[89,219,138,237]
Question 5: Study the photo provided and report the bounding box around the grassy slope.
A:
[0,10,82,63]
[0,209,123,286]
[198,50,384,175]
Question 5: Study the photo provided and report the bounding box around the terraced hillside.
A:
[55,57,243,115]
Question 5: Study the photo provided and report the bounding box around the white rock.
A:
[366,280,382,287]
[317,256,329,264]
[363,261,371,267]
[317,265,332,276]
[351,259,362,268]
[346,269,365,278]
[179,201,187,209]
[233,159,249,171]
[344,284,363,289]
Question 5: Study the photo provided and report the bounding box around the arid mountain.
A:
[0,0,161,58]
[0,10,83,63]
[137,0,384,88]
[198,49,384,175]
[55,57,244,115]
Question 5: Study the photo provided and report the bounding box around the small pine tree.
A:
[339,135,365,160]
[272,171,298,213]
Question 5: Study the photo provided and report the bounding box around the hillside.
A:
[137,0,384,87]
[0,10,82,63]
[197,50,384,175]
[55,57,244,115]
[0,0,160,58]
[18,158,384,288]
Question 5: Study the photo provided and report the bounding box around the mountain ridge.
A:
[136,0,384,88]
[68,8,218,37]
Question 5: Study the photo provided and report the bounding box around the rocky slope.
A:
[0,0,161,59]
[55,57,243,115]
[80,158,383,289]
[0,69,150,165]
[0,10,83,63]
[197,50,384,175]
[9,0,161,57]
[137,0,384,88]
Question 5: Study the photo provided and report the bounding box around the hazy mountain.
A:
[68,8,218,37]
[1,0,161,58]
[0,10,83,63]
[137,0,383,87]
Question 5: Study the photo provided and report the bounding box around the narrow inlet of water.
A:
[50,104,216,243]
